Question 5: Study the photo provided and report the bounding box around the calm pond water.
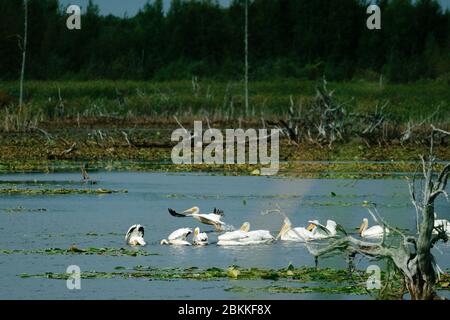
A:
[0,172,449,300]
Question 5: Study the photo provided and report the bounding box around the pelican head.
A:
[183,206,200,214]
[276,218,292,240]
[240,222,250,232]
[359,218,369,234]
[306,220,319,232]
[194,227,200,236]
[160,239,169,245]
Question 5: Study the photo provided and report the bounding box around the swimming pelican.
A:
[434,213,450,235]
[217,222,274,246]
[276,218,314,242]
[307,220,344,239]
[218,222,250,241]
[160,228,192,246]
[168,207,225,231]
[359,218,389,239]
[125,224,146,246]
[193,227,208,246]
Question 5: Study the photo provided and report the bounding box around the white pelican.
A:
[217,222,274,246]
[434,214,450,235]
[160,228,192,246]
[218,222,250,241]
[359,218,389,239]
[276,218,314,242]
[168,207,225,231]
[125,224,146,246]
[307,220,343,239]
[193,227,208,246]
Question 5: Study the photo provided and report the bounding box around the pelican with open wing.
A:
[168,207,226,231]
[125,224,146,246]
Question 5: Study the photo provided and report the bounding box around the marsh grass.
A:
[1,80,449,126]
[0,104,43,132]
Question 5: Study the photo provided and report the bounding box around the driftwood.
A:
[60,142,76,156]
[308,126,449,300]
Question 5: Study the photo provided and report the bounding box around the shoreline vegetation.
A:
[1,80,449,178]
[1,80,450,123]
[0,159,448,179]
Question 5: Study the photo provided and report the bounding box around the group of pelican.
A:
[278,218,340,241]
[217,222,275,246]
[160,227,208,246]
[277,216,391,241]
[163,207,275,246]
[125,206,397,247]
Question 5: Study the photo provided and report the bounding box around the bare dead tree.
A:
[356,102,389,147]
[19,0,28,108]
[121,131,132,147]
[308,126,449,300]
[60,142,76,156]
[244,0,249,117]
[272,81,446,148]
[278,80,351,148]
[400,108,441,145]
[276,96,301,145]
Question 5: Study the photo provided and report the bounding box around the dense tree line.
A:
[0,0,449,82]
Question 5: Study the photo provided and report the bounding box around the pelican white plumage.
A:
[277,219,343,242]
[217,222,274,246]
[359,218,389,239]
[160,228,192,246]
[307,220,342,239]
[168,207,225,231]
[434,213,450,235]
[218,222,250,241]
[276,218,314,242]
[125,224,146,246]
[193,227,208,246]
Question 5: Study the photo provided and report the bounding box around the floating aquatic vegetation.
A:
[164,193,224,200]
[20,265,450,296]
[439,274,450,290]
[0,180,97,187]
[225,285,369,295]
[2,206,47,213]
[0,188,127,195]
[114,266,127,270]
[85,232,122,237]
[0,246,155,257]
[20,265,363,282]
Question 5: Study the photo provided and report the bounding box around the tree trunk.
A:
[244,0,249,117]
[19,0,28,108]
[408,203,436,300]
